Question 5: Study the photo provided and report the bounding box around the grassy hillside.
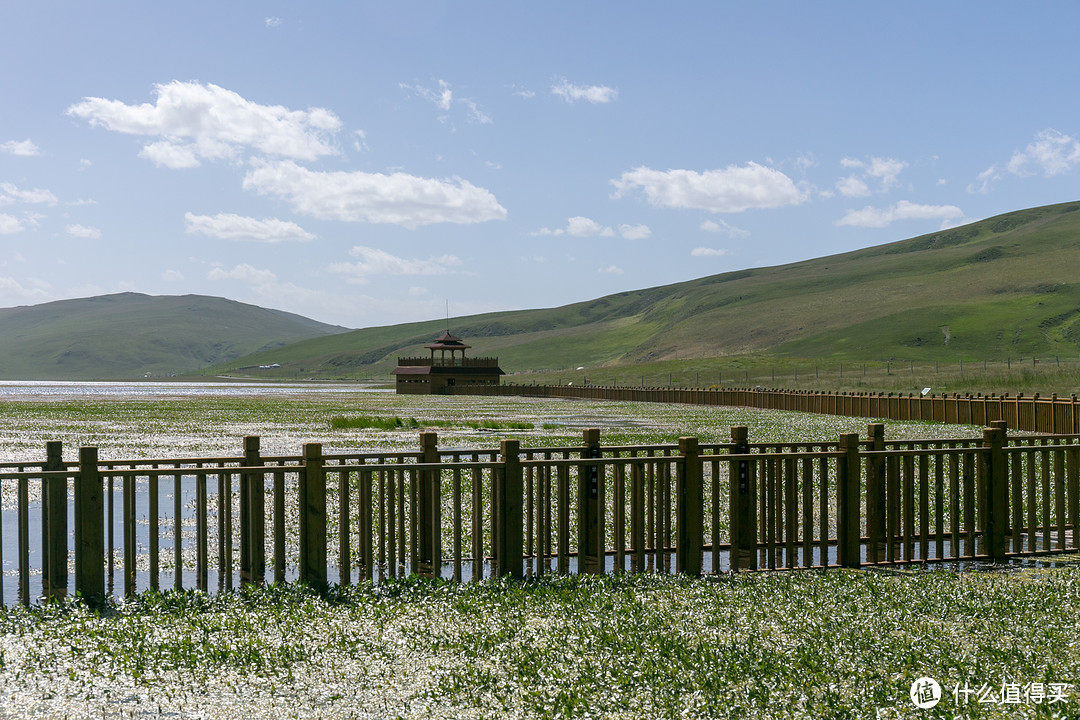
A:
[0,293,347,380]
[213,201,1080,383]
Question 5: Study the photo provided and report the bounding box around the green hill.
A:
[0,293,348,380]
[211,201,1080,381]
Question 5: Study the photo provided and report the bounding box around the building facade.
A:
[392,331,505,394]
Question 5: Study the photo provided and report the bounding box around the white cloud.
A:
[836,200,965,228]
[598,265,624,275]
[353,129,369,152]
[700,218,749,238]
[551,78,618,104]
[67,81,341,167]
[612,163,805,213]
[617,223,651,240]
[1,139,41,156]
[184,212,315,243]
[967,165,1001,194]
[162,269,185,282]
[0,214,23,235]
[1007,129,1080,177]
[837,156,907,194]
[207,263,279,285]
[531,216,617,237]
[243,159,506,228]
[0,183,58,206]
[402,80,491,124]
[66,224,102,239]
[328,245,462,283]
[138,141,201,169]
[836,175,870,198]
[567,216,614,237]
[0,276,52,304]
[265,16,282,28]
[691,247,729,257]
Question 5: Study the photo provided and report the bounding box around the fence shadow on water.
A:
[2,423,1078,606]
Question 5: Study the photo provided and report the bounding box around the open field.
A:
[1,385,1077,718]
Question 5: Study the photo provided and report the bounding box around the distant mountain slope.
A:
[0,293,348,380]
[212,201,1080,380]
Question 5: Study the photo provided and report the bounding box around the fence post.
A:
[496,439,524,579]
[677,436,703,576]
[837,433,861,568]
[299,443,327,587]
[729,426,756,570]
[418,432,440,577]
[982,426,1008,561]
[579,429,603,574]
[243,436,264,586]
[864,424,885,563]
[75,446,104,607]
[44,441,67,601]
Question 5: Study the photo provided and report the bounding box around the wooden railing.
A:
[459,384,1080,434]
[2,424,1078,606]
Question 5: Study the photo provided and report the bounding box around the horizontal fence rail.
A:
[455,383,1080,435]
[2,424,1078,606]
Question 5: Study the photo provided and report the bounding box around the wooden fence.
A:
[460,384,1080,434]
[1,424,1078,606]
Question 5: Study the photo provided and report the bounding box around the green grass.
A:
[209,201,1080,383]
[2,568,1078,718]
[329,415,535,431]
[1,387,1075,718]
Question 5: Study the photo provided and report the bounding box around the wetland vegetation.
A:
[1,384,1077,718]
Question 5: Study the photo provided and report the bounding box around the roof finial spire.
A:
[445,299,450,333]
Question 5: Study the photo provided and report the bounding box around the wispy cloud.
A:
[551,78,618,104]
[612,163,806,213]
[0,183,57,206]
[328,246,462,283]
[66,224,102,239]
[1007,129,1080,177]
[1,139,41,156]
[184,212,315,243]
[691,247,728,257]
[401,79,492,124]
[700,219,749,238]
[0,214,24,235]
[836,156,907,197]
[835,200,964,229]
[243,160,506,228]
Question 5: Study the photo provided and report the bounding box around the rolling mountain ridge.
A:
[212,201,1080,380]
[0,293,348,380]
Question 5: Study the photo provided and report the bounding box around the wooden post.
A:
[75,447,104,607]
[496,439,524,579]
[417,432,440,577]
[837,434,861,568]
[676,436,703,576]
[983,427,1008,561]
[579,429,603,574]
[299,443,327,587]
[864,424,886,563]
[243,436,265,585]
[44,441,67,600]
[729,426,756,570]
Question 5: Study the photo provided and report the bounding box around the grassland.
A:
[0,387,1077,718]
[210,201,1080,389]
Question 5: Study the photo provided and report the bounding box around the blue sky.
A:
[2,2,1080,328]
